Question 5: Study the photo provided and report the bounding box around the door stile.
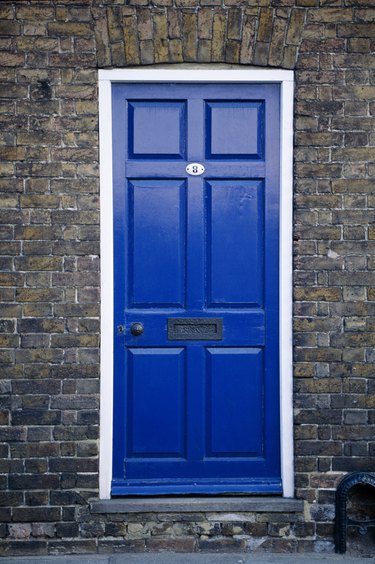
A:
[186,176,205,312]
[186,347,206,462]
[187,98,204,162]
[263,88,281,470]
[112,87,127,483]
[186,97,205,310]
[185,98,206,464]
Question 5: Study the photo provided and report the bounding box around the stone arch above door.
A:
[93,5,305,69]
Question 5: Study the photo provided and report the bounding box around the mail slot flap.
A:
[168,318,223,341]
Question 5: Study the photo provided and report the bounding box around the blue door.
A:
[112,82,281,495]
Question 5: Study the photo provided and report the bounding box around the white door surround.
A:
[98,67,294,499]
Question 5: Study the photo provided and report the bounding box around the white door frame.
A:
[98,68,294,499]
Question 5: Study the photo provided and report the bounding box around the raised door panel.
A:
[128,100,187,159]
[127,348,186,458]
[128,179,186,308]
[206,348,264,458]
[205,101,265,159]
[206,180,264,308]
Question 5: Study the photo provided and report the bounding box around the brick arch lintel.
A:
[93,6,306,70]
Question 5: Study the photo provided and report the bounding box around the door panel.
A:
[128,100,187,159]
[112,82,281,495]
[206,180,264,307]
[206,348,263,457]
[128,179,186,308]
[127,348,186,458]
[206,101,264,159]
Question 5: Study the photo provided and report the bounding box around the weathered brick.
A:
[12,507,61,523]
[0,52,24,67]
[198,537,245,551]
[98,539,145,553]
[227,9,242,40]
[31,523,55,539]
[47,22,93,37]
[295,131,343,147]
[16,6,54,21]
[1,1,374,557]
[55,84,96,100]
[0,21,20,36]
[269,17,287,67]
[212,11,226,62]
[286,9,305,45]
[307,8,352,23]
[12,410,61,426]
[338,22,375,38]
[137,9,153,41]
[253,41,269,66]
[333,458,375,472]
[297,166,343,184]
[49,53,96,68]
[336,144,375,164]
[240,14,257,64]
[257,8,273,43]
[122,15,140,65]
[181,11,197,62]
[94,14,111,67]
[48,457,98,473]
[50,491,87,506]
[198,9,213,40]
[15,288,63,303]
[106,7,123,43]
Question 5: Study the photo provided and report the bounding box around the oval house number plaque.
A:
[186,163,205,176]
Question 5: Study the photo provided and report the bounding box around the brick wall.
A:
[0,0,375,557]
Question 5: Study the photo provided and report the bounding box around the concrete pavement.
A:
[1,553,373,563]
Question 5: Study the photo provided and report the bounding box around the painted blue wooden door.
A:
[112,83,281,495]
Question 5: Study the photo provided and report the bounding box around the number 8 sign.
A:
[186,163,205,176]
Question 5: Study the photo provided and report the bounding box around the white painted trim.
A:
[98,68,294,499]
[99,78,114,499]
[99,68,294,84]
[279,78,295,498]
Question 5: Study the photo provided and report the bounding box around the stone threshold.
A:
[91,497,304,514]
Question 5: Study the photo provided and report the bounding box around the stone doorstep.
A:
[90,497,304,514]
